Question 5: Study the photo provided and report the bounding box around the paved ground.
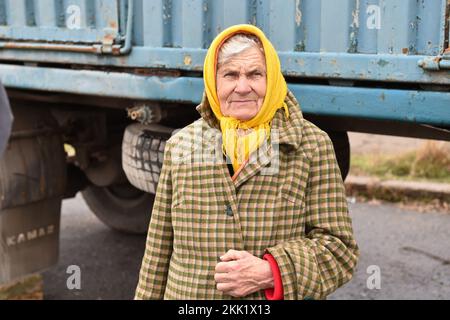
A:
[42,194,145,300]
[42,193,450,300]
[329,201,450,300]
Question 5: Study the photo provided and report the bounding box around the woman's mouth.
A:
[231,100,255,104]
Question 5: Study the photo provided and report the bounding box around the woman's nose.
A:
[234,76,252,94]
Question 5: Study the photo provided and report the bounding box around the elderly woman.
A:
[135,24,359,300]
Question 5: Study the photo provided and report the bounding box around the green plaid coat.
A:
[135,91,359,300]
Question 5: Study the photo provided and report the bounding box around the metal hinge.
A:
[93,0,134,55]
[418,49,450,71]
[93,36,122,55]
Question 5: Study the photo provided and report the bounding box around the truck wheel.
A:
[327,131,350,181]
[83,123,174,235]
[122,123,174,194]
[81,183,154,234]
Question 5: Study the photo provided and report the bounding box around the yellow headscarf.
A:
[204,24,289,172]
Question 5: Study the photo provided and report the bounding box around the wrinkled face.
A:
[216,47,267,121]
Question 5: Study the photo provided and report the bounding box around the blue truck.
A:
[0,0,449,284]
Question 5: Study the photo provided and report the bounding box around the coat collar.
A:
[195,90,304,151]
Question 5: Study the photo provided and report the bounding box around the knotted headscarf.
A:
[203,24,289,172]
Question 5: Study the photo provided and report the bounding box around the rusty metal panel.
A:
[0,0,123,46]
[0,0,447,53]
[0,0,448,84]
[3,0,437,55]
[135,0,448,55]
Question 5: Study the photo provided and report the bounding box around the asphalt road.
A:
[42,193,450,300]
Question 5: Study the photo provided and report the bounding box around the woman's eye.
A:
[250,72,263,78]
[224,73,236,78]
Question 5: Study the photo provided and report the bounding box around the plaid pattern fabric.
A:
[135,91,359,300]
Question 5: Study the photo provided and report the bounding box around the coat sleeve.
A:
[134,143,174,300]
[266,132,359,300]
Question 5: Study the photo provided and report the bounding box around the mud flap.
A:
[0,104,66,285]
[0,199,61,284]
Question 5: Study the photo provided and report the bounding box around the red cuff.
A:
[263,253,284,300]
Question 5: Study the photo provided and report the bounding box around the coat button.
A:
[225,204,233,216]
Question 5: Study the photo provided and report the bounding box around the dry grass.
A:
[411,141,450,180]
[350,141,450,183]
[0,274,43,300]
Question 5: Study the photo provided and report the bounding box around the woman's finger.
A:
[214,272,231,283]
[216,282,233,293]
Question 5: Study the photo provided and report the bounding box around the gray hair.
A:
[217,34,264,67]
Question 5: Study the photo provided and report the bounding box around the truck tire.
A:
[81,183,154,234]
[327,131,350,181]
[122,123,174,194]
[82,123,175,235]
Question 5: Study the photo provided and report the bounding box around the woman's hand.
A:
[214,249,274,297]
